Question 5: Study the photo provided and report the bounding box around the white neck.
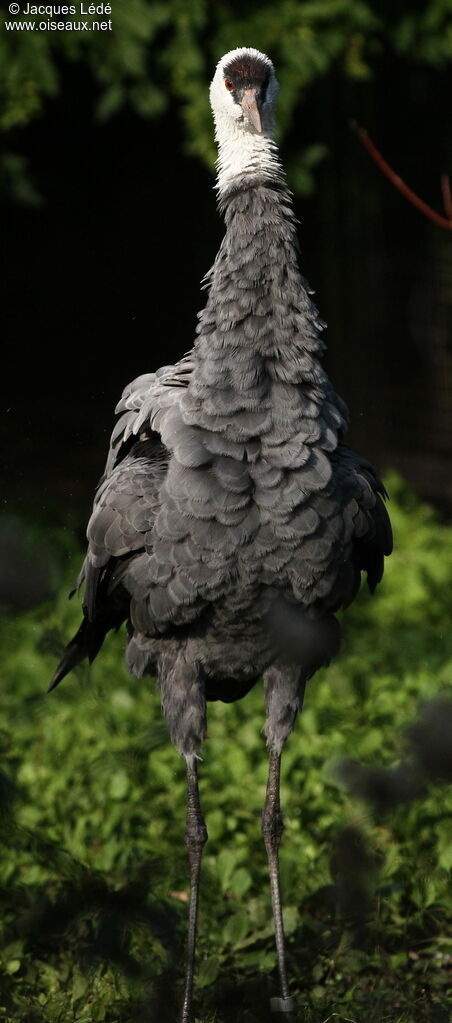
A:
[214,114,282,196]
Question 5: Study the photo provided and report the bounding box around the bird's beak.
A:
[240,89,262,133]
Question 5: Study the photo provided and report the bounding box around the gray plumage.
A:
[51,177,391,748]
[50,46,392,1020]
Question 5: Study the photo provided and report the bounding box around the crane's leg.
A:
[180,756,208,1023]
[158,652,207,1023]
[262,665,305,1019]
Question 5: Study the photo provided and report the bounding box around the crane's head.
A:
[210,47,278,137]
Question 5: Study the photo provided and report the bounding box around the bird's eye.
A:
[224,79,234,92]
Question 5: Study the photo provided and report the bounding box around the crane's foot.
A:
[270,994,299,1021]
[270,995,296,1012]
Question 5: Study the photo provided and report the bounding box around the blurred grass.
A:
[0,473,451,1022]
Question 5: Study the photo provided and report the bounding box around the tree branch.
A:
[351,121,452,231]
[441,173,452,222]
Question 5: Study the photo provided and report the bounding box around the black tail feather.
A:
[48,616,109,693]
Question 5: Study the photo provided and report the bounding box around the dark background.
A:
[3,51,452,521]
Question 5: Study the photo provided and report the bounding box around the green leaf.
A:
[222,910,249,946]
[71,967,89,1000]
[197,955,221,988]
[282,905,299,935]
[5,959,21,975]
[109,769,129,799]
[96,84,125,122]
[229,867,252,899]
[129,83,168,118]
[216,846,242,890]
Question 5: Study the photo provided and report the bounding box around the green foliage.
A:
[391,0,452,66]
[0,151,43,205]
[0,477,452,1022]
[1,0,451,198]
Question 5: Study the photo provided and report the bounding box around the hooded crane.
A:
[51,47,392,1023]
